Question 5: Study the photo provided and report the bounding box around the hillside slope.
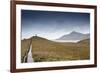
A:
[21,36,90,62]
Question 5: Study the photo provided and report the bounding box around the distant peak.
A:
[70,31,82,34]
[71,31,77,33]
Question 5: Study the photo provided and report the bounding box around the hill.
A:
[56,31,90,42]
[21,36,90,62]
[78,39,90,44]
[21,39,31,62]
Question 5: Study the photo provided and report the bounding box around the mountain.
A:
[56,31,90,42]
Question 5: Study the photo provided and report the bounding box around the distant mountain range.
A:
[55,31,90,42]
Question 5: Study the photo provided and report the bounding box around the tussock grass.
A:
[21,36,90,62]
[21,39,31,62]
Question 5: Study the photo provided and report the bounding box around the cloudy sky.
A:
[21,10,90,40]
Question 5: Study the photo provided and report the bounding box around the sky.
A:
[21,10,90,40]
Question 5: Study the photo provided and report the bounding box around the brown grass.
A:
[21,39,31,62]
[21,36,90,62]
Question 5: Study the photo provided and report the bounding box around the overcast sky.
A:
[21,10,90,40]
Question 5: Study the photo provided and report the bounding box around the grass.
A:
[21,39,31,62]
[21,36,90,62]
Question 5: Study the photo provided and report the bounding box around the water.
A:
[27,44,34,62]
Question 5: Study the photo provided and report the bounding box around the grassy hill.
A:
[78,38,90,44]
[21,39,31,62]
[21,36,90,62]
